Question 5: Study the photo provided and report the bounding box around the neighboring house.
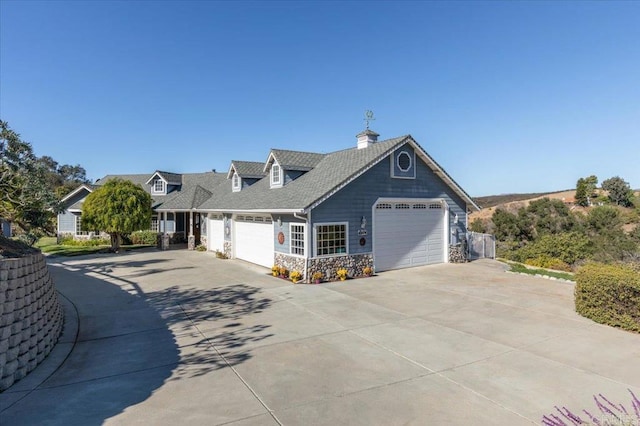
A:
[58,129,479,279]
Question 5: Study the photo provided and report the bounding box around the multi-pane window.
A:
[290,224,305,256]
[75,215,84,235]
[153,179,165,193]
[271,164,281,186]
[316,223,347,256]
[76,215,98,235]
[151,217,159,232]
[232,173,240,191]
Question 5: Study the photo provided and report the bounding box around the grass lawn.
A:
[36,237,154,257]
[505,261,575,281]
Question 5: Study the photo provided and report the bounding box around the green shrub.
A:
[195,244,206,252]
[524,255,572,272]
[575,263,640,333]
[130,230,158,245]
[59,237,109,247]
[511,232,592,265]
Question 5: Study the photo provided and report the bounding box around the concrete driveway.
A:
[1,250,639,425]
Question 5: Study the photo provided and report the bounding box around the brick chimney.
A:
[356,129,379,149]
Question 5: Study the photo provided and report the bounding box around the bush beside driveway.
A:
[1,252,638,426]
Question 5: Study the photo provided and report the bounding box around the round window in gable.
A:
[397,151,412,172]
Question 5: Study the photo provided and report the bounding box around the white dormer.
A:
[232,172,241,192]
[270,162,283,188]
[146,171,181,196]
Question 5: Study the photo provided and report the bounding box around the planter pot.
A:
[272,272,278,277]
[314,279,321,284]
[292,279,299,284]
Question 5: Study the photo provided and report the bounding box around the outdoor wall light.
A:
[277,216,282,228]
[454,214,458,225]
[361,216,367,229]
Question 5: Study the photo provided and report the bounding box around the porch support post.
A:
[161,211,170,250]
[188,210,196,250]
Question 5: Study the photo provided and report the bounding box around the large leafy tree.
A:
[0,121,60,235]
[526,198,576,237]
[602,176,633,207]
[37,155,90,199]
[575,175,598,207]
[81,178,152,251]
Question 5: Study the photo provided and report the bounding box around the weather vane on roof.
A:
[364,110,375,129]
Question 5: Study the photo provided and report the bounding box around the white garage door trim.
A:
[208,214,225,252]
[234,214,274,268]
[372,198,448,272]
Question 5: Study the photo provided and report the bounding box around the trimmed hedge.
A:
[575,263,640,333]
[130,230,159,245]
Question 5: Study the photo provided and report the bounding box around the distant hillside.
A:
[470,190,579,221]
[472,190,573,209]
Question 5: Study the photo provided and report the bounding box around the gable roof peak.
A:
[227,160,266,179]
[144,170,183,185]
[263,149,326,172]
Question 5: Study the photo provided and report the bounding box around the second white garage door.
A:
[234,215,274,268]
[373,200,445,272]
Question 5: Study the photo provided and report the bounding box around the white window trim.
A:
[270,163,283,188]
[390,150,416,179]
[289,223,306,257]
[313,222,349,258]
[232,172,241,192]
[152,178,166,194]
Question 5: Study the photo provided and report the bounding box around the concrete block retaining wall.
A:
[0,253,63,391]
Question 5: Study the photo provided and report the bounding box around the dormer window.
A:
[271,163,282,188]
[152,179,165,194]
[232,172,241,192]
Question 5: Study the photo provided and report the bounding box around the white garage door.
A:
[208,214,225,252]
[374,200,445,272]
[234,215,274,268]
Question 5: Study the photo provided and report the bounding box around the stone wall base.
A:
[223,241,232,259]
[272,253,374,283]
[449,244,467,263]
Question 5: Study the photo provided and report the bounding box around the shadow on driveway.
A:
[0,255,274,425]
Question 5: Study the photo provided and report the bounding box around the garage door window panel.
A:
[315,223,348,256]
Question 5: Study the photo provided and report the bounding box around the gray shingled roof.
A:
[268,149,326,172]
[96,174,151,189]
[90,134,478,213]
[157,172,226,210]
[95,172,226,211]
[200,136,410,212]
[229,161,266,179]
[156,171,182,184]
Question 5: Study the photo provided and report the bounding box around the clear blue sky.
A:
[1,1,638,196]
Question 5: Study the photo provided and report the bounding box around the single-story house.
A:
[58,129,479,280]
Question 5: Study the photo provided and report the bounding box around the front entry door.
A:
[193,213,201,245]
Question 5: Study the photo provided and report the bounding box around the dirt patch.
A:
[0,235,40,258]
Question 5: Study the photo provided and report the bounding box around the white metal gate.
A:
[467,232,496,260]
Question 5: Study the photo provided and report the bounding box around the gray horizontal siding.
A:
[310,145,468,256]
[58,211,76,233]
[273,214,305,254]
